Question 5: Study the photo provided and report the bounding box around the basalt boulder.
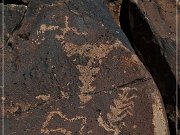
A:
[1,0,169,135]
[120,0,179,133]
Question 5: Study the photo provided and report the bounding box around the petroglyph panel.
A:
[3,0,169,135]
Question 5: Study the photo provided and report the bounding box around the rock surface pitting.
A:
[1,0,169,134]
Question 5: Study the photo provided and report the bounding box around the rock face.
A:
[105,0,122,26]
[3,4,27,41]
[1,0,169,134]
[121,0,178,84]
[120,0,179,134]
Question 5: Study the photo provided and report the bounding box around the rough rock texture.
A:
[121,0,177,80]
[1,0,169,135]
[105,0,122,26]
[120,0,179,134]
[3,4,27,41]
[4,0,30,5]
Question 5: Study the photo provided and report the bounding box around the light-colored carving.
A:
[55,16,125,104]
[76,60,100,92]
[97,87,137,135]
[40,24,60,33]
[87,130,93,134]
[55,16,87,43]
[36,94,50,101]
[62,41,122,104]
[41,110,87,135]
[5,103,31,115]
[62,42,120,60]
[31,24,60,45]
[1,96,6,101]
[64,16,88,36]
[60,91,69,99]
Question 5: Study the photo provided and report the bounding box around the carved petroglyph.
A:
[36,94,50,101]
[62,41,122,104]
[55,16,124,104]
[55,16,88,44]
[32,16,84,45]
[41,110,87,135]
[31,24,61,45]
[87,130,93,134]
[97,87,137,135]
[60,91,70,99]
[40,24,60,33]
[5,102,31,115]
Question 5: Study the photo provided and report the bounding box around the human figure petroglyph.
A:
[32,15,87,46]
[62,41,123,104]
[97,87,137,135]
[55,16,88,44]
[55,16,125,104]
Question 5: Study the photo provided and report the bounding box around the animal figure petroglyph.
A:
[41,110,87,135]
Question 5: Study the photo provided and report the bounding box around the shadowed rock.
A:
[120,0,178,134]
